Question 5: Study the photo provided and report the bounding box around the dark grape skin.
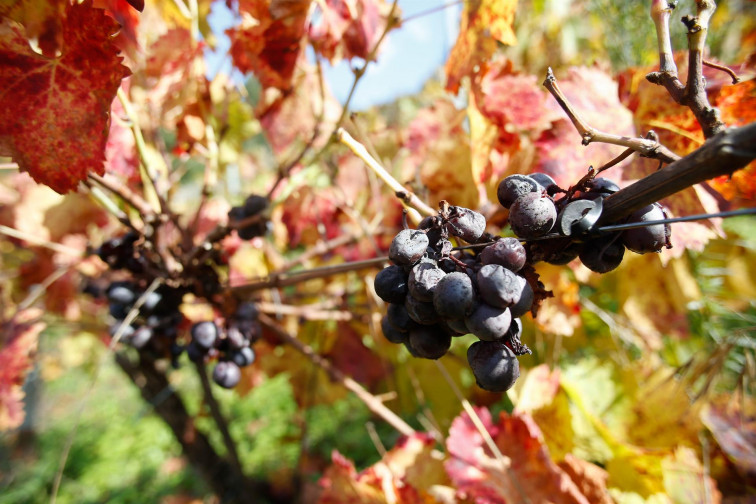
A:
[231,347,256,367]
[477,264,522,309]
[381,316,408,344]
[107,282,137,305]
[387,303,416,332]
[213,361,242,389]
[465,303,512,342]
[508,279,534,318]
[374,265,409,304]
[432,272,475,320]
[405,294,441,325]
[509,192,557,239]
[130,326,153,349]
[191,321,219,349]
[579,235,625,273]
[467,340,520,392]
[408,325,452,359]
[497,174,542,209]
[529,172,557,190]
[445,206,486,243]
[479,238,527,272]
[408,263,446,302]
[389,229,430,266]
[622,203,671,254]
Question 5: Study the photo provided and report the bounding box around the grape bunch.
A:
[228,194,269,240]
[185,302,261,388]
[375,203,534,393]
[497,173,672,273]
[90,226,264,389]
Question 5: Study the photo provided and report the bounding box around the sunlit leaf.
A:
[0,0,131,193]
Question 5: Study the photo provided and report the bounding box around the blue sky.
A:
[206,1,461,109]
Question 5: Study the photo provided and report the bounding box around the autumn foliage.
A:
[1,0,755,503]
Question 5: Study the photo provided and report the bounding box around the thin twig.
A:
[0,225,84,257]
[231,256,389,295]
[543,68,681,164]
[88,173,153,218]
[702,59,740,84]
[337,128,435,220]
[194,361,245,475]
[259,313,415,437]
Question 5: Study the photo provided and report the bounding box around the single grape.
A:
[432,272,475,320]
[445,318,469,336]
[479,237,527,272]
[465,303,512,341]
[408,263,446,302]
[408,325,452,359]
[389,229,429,266]
[186,341,206,362]
[130,326,153,349]
[497,174,542,209]
[467,340,520,392]
[587,177,620,195]
[109,322,136,339]
[405,294,441,325]
[243,194,268,216]
[140,291,163,313]
[191,321,219,349]
[387,303,416,332]
[381,315,408,344]
[477,264,523,309]
[622,203,671,254]
[374,265,409,304]
[107,282,137,305]
[508,279,534,318]
[235,302,259,321]
[529,172,557,190]
[579,235,625,273]
[213,361,242,388]
[232,347,256,367]
[509,193,557,239]
[445,206,486,243]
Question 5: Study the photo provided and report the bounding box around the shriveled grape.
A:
[467,340,520,392]
[509,192,557,239]
[389,229,429,265]
[479,237,527,272]
[465,303,512,341]
[497,174,541,209]
[432,272,474,320]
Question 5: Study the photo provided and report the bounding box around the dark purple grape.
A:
[405,294,440,325]
[381,316,408,344]
[465,303,512,341]
[232,347,256,367]
[445,206,486,243]
[374,265,409,304]
[477,264,523,309]
[107,282,137,305]
[497,174,542,209]
[508,280,534,318]
[235,302,259,321]
[432,272,474,320]
[479,238,527,272]
[579,235,625,273]
[243,194,268,215]
[130,326,153,349]
[408,325,452,359]
[213,361,242,388]
[387,303,416,332]
[467,340,520,392]
[109,322,136,339]
[509,193,557,239]
[408,263,446,302]
[418,215,445,247]
[191,321,219,349]
[226,325,247,349]
[109,303,130,320]
[389,229,429,266]
[529,172,557,190]
[622,203,671,254]
[238,222,268,240]
[587,177,620,195]
[140,291,163,313]
[544,240,584,265]
[445,318,469,336]
[186,341,206,362]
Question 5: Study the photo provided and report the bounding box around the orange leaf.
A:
[445,407,592,503]
[0,309,44,431]
[0,0,66,58]
[445,0,517,94]
[227,0,311,90]
[0,0,131,194]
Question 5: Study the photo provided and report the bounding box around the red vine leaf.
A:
[445,407,592,504]
[309,0,395,62]
[445,0,517,94]
[0,0,131,194]
[0,309,45,431]
[0,0,66,58]
[227,0,311,90]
